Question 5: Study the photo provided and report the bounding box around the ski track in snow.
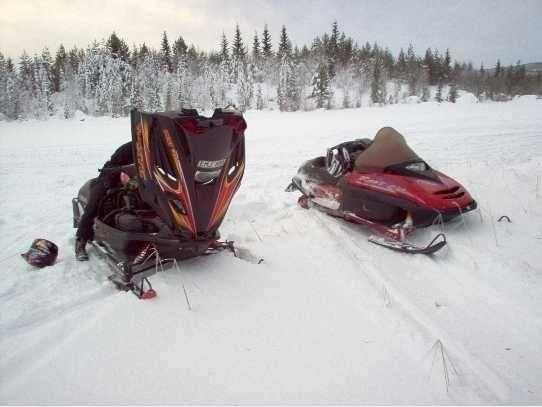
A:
[1,100,541,403]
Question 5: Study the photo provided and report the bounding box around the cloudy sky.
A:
[1,0,541,66]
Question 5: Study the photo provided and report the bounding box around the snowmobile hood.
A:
[346,169,475,212]
[354,127,421,172]
[131,108,246,239]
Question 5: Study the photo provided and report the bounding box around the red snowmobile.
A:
[73,108,246,298]
[286,127,477,254]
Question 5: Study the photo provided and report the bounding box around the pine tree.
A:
[443,49,452,81]
[1,56,19,119]
[396,48,407,81]
[277,26,291,59]
[220,33,229,61]
[236,63,253,112]
[406,43,418,96]
[139,43,150,60]
[252,31,261,61]
[67,47,80,73]
[106,32,129,61]
[173,36,188,60]
[311,63,331,108]
[41,47,54,97]
[230,24,246,83]
[256,84,264,110]
[277,56,299,111]
[327,20,339,79]
[421,83,430,102]
[232,24,246,60]
[435,82,443,103]
[423,48,434,84]
[175,56,189,108]
[262,24,272,59]
[52,44,67,92]
[370,57,386,105]
[476,62,486,100]
[161,31,172,72]
[448,82,458,102]
[164,81,173,110]
[494,59,501,77]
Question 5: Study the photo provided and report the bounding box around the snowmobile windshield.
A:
[354,127,422,173]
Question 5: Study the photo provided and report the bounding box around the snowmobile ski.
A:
[368,233,447,254]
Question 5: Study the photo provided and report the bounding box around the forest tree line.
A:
[0,21,541,120]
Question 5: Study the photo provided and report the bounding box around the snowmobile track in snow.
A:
[309,211,512,400]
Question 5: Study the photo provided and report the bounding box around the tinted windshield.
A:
[354,127,421,172]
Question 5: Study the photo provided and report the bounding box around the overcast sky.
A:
[1,0,541,66]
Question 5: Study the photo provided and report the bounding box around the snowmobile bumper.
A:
[94,219,216,261]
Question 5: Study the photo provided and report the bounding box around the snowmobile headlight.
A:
[195,169,222,184]
[405,162,428,172]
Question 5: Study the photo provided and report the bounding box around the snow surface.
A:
[1,100,542,404]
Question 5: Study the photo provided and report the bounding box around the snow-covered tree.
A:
[236,63,254,112]
[370,57,386,105]
[311,63,332,108]
[448,82,458,103]
[435,82,443,103]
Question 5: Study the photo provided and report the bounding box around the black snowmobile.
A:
[72,108,246,298]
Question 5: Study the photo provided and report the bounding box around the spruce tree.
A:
[106,32,129,60]
[262,24,272,59]
[405,44,418,95]
[311,63,331,108]
[67,47,79,73]
[161,31,172,72]
[423,48,434,84]
[421,83,430,102]
[52,44,67,92]
[370,58,386,105]
[327,20,339,78]
[41,47,54,96]
[232,24,246,60]
[396,48,407,80]
[435,82,443,102]
[236,62,253,112]
[220,33,229,61]
[448,82,458,103]
[277,26,291,59]
[494,59,501,77]
[173,36,187,57]
[443,49,451,81]
[252,31,261,61]
[256,84,264,110]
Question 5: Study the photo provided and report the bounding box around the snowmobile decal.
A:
[134,118,153,182]
[208,159,245,230]
[153,128,196,235]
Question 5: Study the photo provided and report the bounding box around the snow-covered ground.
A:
[1,99,542,404]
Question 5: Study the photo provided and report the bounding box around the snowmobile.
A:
[286,127,477,254]
[72,108,247,298]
